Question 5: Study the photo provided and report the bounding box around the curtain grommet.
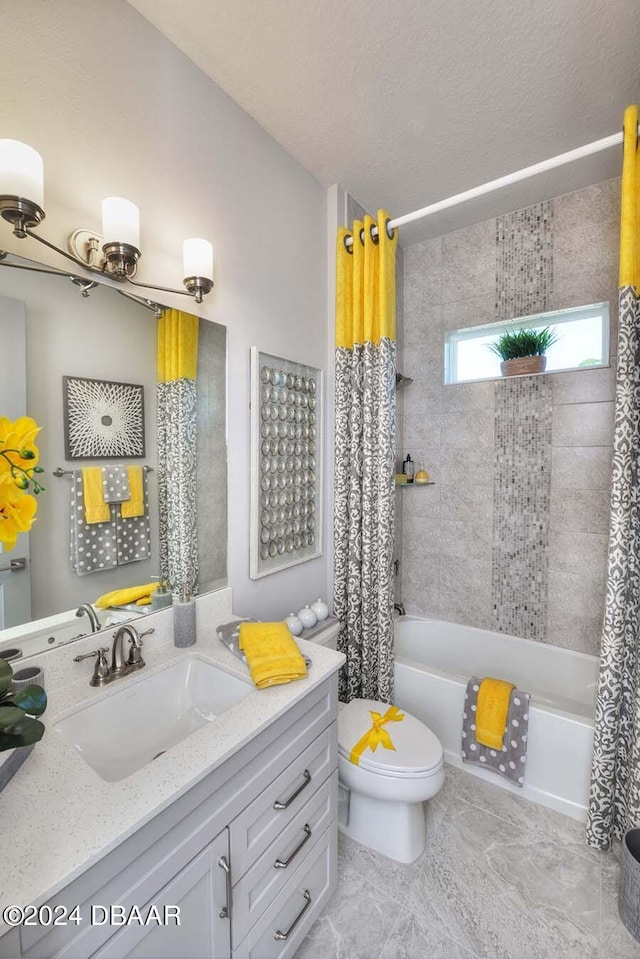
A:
[370,223,379,244]
[385,218,395,240]
[343,234,353,254]
[359,228,365,246]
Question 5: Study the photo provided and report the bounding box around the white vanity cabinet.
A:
[92,828,231,959]
[0,675,339,959]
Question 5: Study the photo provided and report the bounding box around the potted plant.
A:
[488,327,558,377]
[0,656,47,791]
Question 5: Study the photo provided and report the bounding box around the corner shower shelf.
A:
[394,481,436,488]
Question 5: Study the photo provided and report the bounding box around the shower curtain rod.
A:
[346,127,634,247]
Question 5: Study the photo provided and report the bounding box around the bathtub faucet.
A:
[394,602,406,617]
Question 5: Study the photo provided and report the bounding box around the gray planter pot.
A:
[619,828,640,942]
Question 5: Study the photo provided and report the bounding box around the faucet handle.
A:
[74,646,109,663]
[138,628,155,640]
[73,647,111,686]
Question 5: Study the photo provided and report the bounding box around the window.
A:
[444,302,610,385]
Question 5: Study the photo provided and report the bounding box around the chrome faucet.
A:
[74,625,154,686]
[75,603,101,633]
[111,624,152,676]
[394,602,406,617]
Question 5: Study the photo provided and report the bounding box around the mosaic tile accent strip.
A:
[492,375,553,640]
[495,202,553,321]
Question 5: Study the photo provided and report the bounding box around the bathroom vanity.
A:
[0,590,344,959]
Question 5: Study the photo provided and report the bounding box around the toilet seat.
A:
[338,698,443,779]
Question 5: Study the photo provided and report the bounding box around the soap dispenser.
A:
[151,579,172,611]
[173,589,196,647]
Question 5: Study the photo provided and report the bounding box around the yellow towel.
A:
[238,622,307,689]
[475,677,515,750]
[95,582,157,609]
[82,467,110,524]
[121,466,144,518]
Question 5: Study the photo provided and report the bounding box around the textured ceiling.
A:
[127,0,640,244]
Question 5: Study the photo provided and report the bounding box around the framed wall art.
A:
[250,348,323,579]
[63,375,145,459]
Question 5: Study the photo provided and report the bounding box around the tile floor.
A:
[297,764,640,959]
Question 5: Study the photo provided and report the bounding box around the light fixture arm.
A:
[23,225,92,273]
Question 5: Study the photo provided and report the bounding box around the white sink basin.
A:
[54,655,252,782]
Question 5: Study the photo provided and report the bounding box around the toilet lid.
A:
[338,699,443,777]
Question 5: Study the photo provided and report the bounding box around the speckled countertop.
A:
[0,588,344,934]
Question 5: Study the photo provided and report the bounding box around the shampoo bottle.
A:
[403,453,414,483]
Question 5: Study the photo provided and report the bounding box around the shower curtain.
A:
[587,105,640,848]
[156,308,199,595]
[334,210,398,703]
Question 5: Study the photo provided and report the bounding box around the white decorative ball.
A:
[298,605,317,629]
[284,613,303,636]
[310,598,329,621]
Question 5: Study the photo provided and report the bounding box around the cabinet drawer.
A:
[233,820,337,959]
[232,771,337,943]
[230,723,337,879]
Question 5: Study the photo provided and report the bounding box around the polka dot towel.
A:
[461,675,530,786]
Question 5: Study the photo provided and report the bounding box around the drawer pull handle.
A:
[273,769,311,810]
[274,889,312,941]
[274,824,312,869]
[218,855,232,920]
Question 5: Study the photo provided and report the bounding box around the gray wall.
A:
[2,0,329,622]
[399,178,619,656]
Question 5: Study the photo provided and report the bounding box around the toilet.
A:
[338,698,444,863]
[307,619,445,864]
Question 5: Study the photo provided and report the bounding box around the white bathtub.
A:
[393,616,599,821]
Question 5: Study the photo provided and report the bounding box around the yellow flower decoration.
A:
[0,416,44,550]
[0,484,38,551]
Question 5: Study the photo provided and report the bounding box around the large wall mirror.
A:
[0,252,227,659]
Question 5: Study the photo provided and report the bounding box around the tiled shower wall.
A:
[398,178,619,655]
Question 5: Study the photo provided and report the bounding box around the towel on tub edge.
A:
[461,676,530,787]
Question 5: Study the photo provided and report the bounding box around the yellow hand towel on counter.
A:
[82,467,110,524]
[238,622,307,689]
[95,582,157,609]
[475,677,515,749]
[121,466,144,518]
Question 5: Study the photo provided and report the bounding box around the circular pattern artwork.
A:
[251,351,321,577]
[63,375,145,459]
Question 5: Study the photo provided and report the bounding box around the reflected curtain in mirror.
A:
[334,210,397,704]
[156,309,199,595]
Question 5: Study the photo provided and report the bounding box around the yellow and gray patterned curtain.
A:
[157,308,199,595]
[588,106,640,847]
[334,211,398,703]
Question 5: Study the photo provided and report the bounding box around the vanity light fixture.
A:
[0,139,215,304]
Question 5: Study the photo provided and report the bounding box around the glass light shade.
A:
[0,139,44,208]
[102,197,140,249]
[183,238,213,279]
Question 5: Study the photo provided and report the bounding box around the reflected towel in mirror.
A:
[102,465,131,504]
[71,471,118,574]
[70,469,151,575]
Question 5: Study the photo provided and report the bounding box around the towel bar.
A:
[53,465,153,477]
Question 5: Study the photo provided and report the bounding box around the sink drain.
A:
[152,750,166,761]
